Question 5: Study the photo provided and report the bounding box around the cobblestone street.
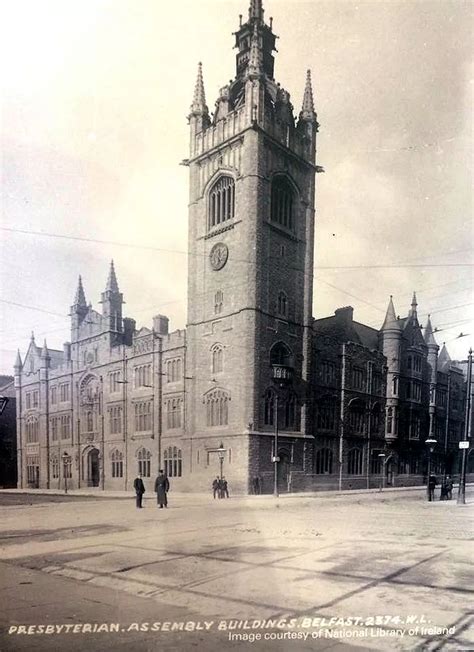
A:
[0,488,472,651]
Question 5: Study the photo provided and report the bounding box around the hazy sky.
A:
[1,0,472,374]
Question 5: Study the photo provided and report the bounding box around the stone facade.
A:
[14,0,472,493]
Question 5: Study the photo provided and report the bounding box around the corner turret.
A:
[380,296,401,442]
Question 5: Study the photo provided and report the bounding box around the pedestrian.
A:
[440,479,447,501]
[252,476,260,495]
[222,477,229,498]
[212,477,219,499]
[445,475,453,500]
[428,474,437,501]
[154,469,170,508]
[133,473,145,508]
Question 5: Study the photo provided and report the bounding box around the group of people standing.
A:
[133,470,169,508]
[212,477,229,499]
[428,475,454,501]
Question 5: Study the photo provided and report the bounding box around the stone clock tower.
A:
[184,0,319,492]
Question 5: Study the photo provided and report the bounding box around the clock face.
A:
[209,242,229,271]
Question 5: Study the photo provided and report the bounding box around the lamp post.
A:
[378,453,386,492]
[457,348,472,505]
[62,451,71,494]
[425,438,437,501]
[217,441,226,485]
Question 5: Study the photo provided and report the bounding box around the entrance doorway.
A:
[87,448,100,487]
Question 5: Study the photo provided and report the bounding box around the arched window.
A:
[270,342,292,367]
[136,447,151,477]
[271,176,295,230]
[166,398,182,429]
[315,448,333,474]
[26,417,39,443]
[111,449,123,478]
[348,399,366,434]
[164,446,182,478]
[211,344,224,374]
[386,407,393,434]
[209,176,235,229]
[317,397,337,431]
[205,389,230,427]
[348,448,363,475]
[370,403,381,432]
[283,392,297,429]
[277,291,288,317]
[51,454,60,479]
[264,389,274,426]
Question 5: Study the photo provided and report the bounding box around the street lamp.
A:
[378,453,386,492]
[457,348,473,505]
[217,441,226,486]
[62,451,72,494]
[425,438,437,501]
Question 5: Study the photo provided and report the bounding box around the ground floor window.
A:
[163,446,182,477]
[137,447,151,477]
[51,455,60,479]
[111,449,123,478]
[315,447,333,474]
[347,448,363,475]
[370,450,383,474]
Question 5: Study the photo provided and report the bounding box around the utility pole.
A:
[457,348,472,505]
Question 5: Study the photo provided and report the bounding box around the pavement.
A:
[0,488,472,651]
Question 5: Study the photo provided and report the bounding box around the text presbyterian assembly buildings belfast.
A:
[14,0,470,493]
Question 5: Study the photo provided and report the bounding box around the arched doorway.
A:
[277,450,291,493]
[86,448,100,487]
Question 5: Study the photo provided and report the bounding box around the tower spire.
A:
[300,69,316,120]
[248,22,263,77]
[409,291,418,318]
[249,0,263,21]
[74,275,87,307]
[14,349,23,371]
[381,296,401,331]
[190,62,208,116]
[105,260,119,293]
[424,315,438,347]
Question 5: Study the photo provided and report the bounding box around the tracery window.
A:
[264,389,274,426]
[209,176,235,229]
[134,364,151,388]
[51,455,59,479]
[109,406,122,434]
[26,417,39,443]
[315,448,333,474]
[111,449,123,478]
[135,401,152,432]
[271,176,294,230]
[166,358,182,383]
[205,389,230,427]
[317,398,336,431]
[166,398,183,429]
[163,446,182,478]
[348,448,363,475]
[137,447,151,478]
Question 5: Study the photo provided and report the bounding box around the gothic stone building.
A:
[14,0,470,493]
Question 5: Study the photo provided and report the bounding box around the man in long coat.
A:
[154,470,170,508]
[133,473,145,508]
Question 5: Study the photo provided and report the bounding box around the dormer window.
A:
[209,176,235,229]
